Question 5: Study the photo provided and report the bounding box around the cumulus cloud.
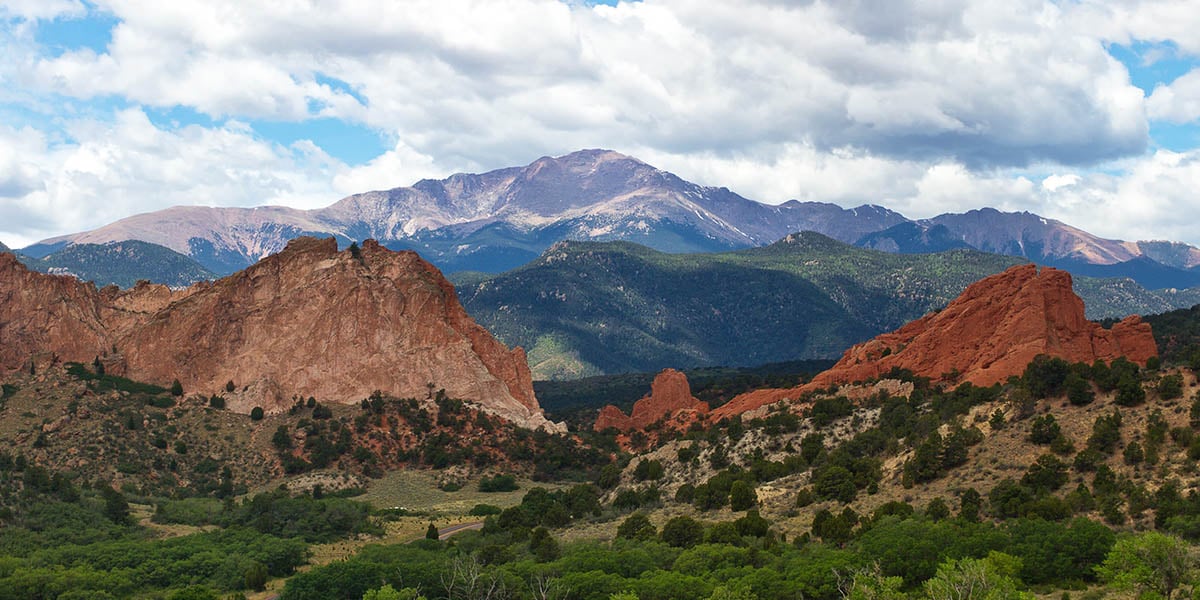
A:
[1036,149,1200,244]
[0,0,86,21]
[19,0,1150,169]
[1072,0,1200,55]
[1148,69,1200,123]
[331,141,442,196]
[3,0,1200,248]
[0,109,340,246]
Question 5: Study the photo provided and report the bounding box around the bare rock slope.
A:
[0,239,559,431]
[712,264,1158,419]
[594,368,708,432]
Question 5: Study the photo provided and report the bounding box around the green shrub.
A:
[478,474,518,493]
[468,504,502,516]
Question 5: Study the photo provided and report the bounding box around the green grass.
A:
[357,470,564,516]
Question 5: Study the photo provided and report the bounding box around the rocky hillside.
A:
[0,364,600,497]
[714,264,1158,419]
[0,237,558,431]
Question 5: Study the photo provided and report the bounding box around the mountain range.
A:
[15,149,1200,290]
[14,240,216,288]
[453,234,1200,380]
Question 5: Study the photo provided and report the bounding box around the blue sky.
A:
[1,0,1199,247]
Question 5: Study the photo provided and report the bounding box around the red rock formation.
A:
[713,264,1158,419]
[0,241,560,431]
[0,252,111,371]
[594,368,708,432]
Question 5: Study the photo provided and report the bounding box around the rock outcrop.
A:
[594,368,708,432]
[0,252,112,371]
[713,264,1158,419]
[0,241,560,431]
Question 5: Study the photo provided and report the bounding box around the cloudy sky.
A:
[0,0,1198,248]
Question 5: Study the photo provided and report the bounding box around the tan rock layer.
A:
[594,368,708,432]
[712,264,1158,420]
[0,240,559,431]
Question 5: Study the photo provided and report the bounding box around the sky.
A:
[0,0,1199,248]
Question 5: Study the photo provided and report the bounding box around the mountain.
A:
[922,208,1143,265]
[1136,303,1200,366]
[0,237,559,431]
[454,237,878,380]
[1136,240,1200,269]
[457,234,1195,380]
[1040,256,1200,291]
[25,149,1200,289]
[855,222,972,253]
[26,150,911,275]
[852,210,1200,289]
[714,264,1158,418]
[15,240,216,288]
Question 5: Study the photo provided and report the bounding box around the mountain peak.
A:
[551,148,640,163]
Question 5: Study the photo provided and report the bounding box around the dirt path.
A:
[437,520,483,539]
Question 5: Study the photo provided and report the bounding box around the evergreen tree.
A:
[729,480,758,511]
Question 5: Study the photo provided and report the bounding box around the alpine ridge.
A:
[0,239,560,431]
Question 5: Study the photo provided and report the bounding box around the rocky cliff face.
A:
[594,368,708,432]
[0,241,560,431]
[0,252,112,371]
[713,264,1158,419]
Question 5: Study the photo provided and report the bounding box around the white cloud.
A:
[18,0,1150,169]
[1147,68,1200,123]
[331,141,442,196]
[4,0,1200,250]
[1072,0,1200,55]
[1036,149,1200,244]
[0,108,342,246]
[1042,174,1082,192]
[0,0,86,21]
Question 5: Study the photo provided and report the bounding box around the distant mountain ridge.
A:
[454,233,1200,380]
[14,240,215,288]
[27,150,907,275]
[22,149,1200,288]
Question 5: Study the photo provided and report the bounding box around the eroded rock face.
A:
[594,368,708,432]
[0,241,560,431]
[713,264,1158,419]
[0,253,111,371]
